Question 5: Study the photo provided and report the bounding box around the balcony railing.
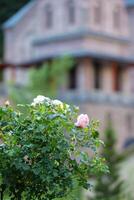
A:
[59,90,134,107]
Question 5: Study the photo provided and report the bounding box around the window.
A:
[67,0,76,24]
[69,66,77,89]
[113,6,121,29]
[93,61,102,89]
[114,66,123,92]
[115,67,122,91]
[94,2,102,24]
[45,4,53,29]
[81,1,90,23]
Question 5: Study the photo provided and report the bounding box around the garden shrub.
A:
[0,96,108,200]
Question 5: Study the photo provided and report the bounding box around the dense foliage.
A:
[0,96,107,200]
[93,124,123,200]
[0,0,29,58]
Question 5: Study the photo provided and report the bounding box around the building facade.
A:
[2,0,134,149]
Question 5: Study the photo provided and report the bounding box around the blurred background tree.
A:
[93,123,123,200]
[9,57,74,105]
[120,146,134,200]
[29,57,74,97]
[0,0,29,58]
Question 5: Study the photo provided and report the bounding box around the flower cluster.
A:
[31,95,90,128]
[31,95,50,106]
[31,95,64,107]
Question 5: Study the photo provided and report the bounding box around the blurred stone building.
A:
[2,0,134,149]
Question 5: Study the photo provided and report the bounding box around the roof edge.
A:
[4,49,134,66]
[33,30,130,46]
[2,0,35,30]
[125,0,134,7]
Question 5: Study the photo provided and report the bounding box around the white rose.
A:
[31,102,36,107]
[31,95,50,106]
[52,99,71,112]
[52,99,64,109]
[5,100,10,107]
[52,100,63,105]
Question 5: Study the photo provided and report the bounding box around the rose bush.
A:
[0,96,108,200]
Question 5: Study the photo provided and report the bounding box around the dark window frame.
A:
[68,65,77,89]
[94,2,102,24]
[114,66,123,92]
[67,0,76,24]
[45,4,53,29]
[93,61,102,90]
[113,6,121,29]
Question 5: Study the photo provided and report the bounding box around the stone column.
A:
[101,62,114,94]
[76,58,94,92]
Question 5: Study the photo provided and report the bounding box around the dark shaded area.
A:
[124,137,134,148]
[0,0,30,59]
[93,61,102,90]
[69,65,77,89]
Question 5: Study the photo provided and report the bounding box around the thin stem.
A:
[1,191,3,200]
[0,186,4,200]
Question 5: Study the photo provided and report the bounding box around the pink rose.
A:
[75,114,89,128]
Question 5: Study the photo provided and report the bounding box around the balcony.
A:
[59,90,134,107]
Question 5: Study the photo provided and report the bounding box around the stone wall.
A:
[80,102,134,150]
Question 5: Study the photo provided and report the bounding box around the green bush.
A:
[0,96,107,200]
